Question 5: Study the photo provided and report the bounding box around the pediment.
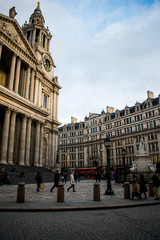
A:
[88,113,99,119]
[0,14,38,63]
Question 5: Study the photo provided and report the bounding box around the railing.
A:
[115,170,154,183]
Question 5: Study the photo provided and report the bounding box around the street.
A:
[0,205,160,240]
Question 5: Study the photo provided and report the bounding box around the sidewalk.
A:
[0,180,159,211]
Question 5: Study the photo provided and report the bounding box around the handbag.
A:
[40,183,44,189]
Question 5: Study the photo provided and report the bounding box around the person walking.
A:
[35,171,42,192]
[67,172,76,192]
[50,170,60,192]
[151,172,160,200]
[131,173,140,200]
[139,174,147,199]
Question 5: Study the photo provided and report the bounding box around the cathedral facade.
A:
[0,3,61,170]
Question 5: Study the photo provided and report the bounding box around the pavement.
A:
[0,180,160,212]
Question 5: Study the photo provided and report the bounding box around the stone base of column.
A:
[8,161,14,165]
[34,163,39,167]
[19,162,25,166]
[25,162,30,166]
[0,160,7,164]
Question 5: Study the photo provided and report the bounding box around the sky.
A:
[1,0,160,125]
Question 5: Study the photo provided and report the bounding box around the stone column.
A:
[51,132,57,168]
[34,121,40,166]
[14,57,21,93]
[30,69,35,102]
[50,92,53,117]
[34,76,39,105]
[48,130,52,167]
[53,91,56,118]
[38,80,42,107]
[32,29,36,43]
[25,66,31,99]
[25,117,32,166]
[39,30,41,44]
[0,109,11,164]
[0,43,3,61]
[8,54,16,90]
[55,92,58,119]
[8,111,17,164]
[39,124,44,166]
[19,115,27,165]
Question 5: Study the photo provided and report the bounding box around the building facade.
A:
[0,3,61,170]
[58,91,160,170]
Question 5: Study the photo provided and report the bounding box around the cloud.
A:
[1,0,160,125]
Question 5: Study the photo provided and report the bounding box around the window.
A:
[43,94,47,108]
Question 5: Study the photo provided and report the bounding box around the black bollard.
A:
[17,182,25,203]
[57,183,64,202]
[149,181,154,197]
[124,182,130,199]
[93,183,100,201]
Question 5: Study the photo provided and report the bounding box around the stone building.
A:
[58,91,160,170]
[0,3,61,170]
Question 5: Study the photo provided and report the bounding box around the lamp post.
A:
[104,137,114,195]
[122,148,127,183]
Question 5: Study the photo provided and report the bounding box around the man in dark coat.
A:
[151,172,160,200]
[35,171,42,192]
[50,170,60,192]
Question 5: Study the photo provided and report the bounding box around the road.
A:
[0,205,160,240]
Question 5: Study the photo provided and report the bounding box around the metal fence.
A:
[115,170,154,183]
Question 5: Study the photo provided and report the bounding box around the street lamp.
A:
[104,137,114,195]
[122,148,127,183]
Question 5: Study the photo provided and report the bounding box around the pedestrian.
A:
[64,171,67,183]
[35,171,42,192]
[139,174,147,199]
[78,172,81,182]
[151,172,160,200]
[131,173,140,200]
[74,171,78,183]
[67,172,76,192]
[97,172,101,182]
[50,170,60,192]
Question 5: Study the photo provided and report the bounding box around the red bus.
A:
[77,167,99,179]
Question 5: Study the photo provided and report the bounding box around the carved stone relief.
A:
[0,20,28,53]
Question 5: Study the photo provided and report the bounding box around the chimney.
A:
[147,91,154,99]
[71,117,77,124]
[106,106,115,114]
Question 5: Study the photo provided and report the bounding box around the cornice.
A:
[0,85,49,117]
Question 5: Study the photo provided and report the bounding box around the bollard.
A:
[17,182,25,203]
[149,181,154,197]
[93,183,100,201]
[57,183,64,202]
[124,182,130,199]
